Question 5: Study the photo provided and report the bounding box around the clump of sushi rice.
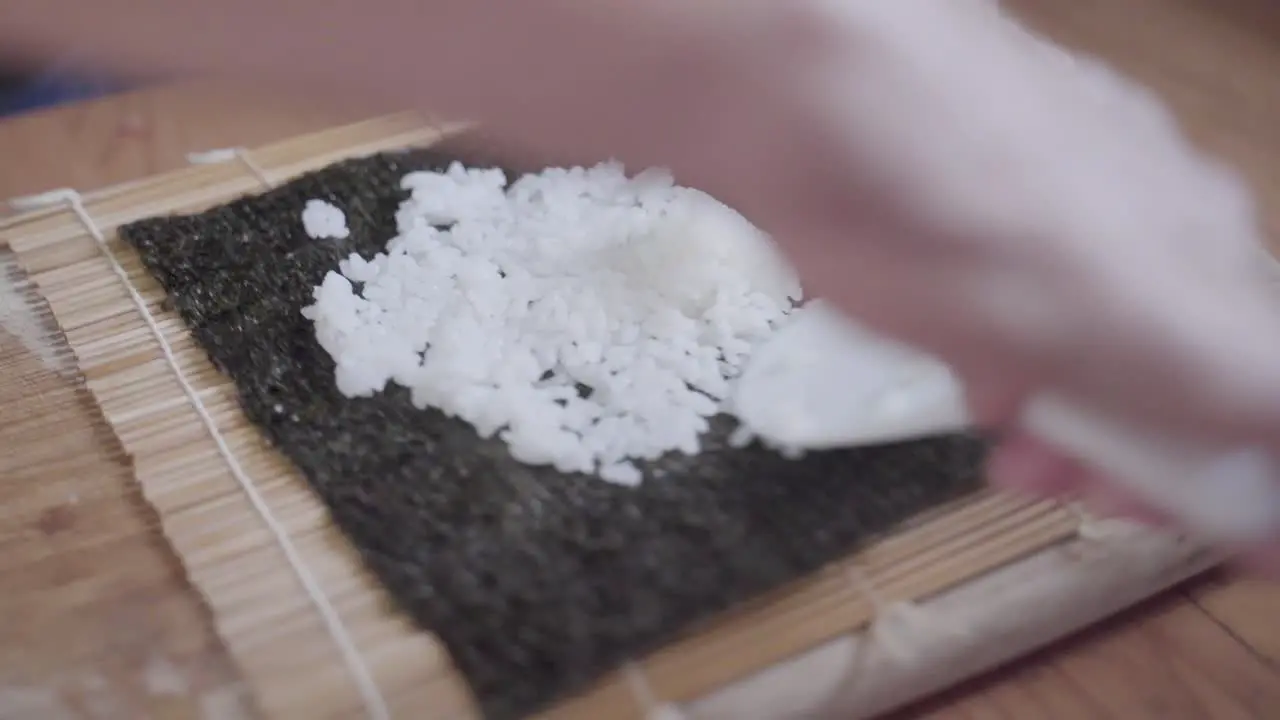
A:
[301,199,350,240]
[302,161,802,485]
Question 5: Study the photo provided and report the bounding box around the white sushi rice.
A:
[301,199,351,240]
[302,161,802,485]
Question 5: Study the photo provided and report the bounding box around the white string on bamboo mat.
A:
[845,565,970,664]
[187,147,275,186]
[8,186,390,720]
[623,663,686,720]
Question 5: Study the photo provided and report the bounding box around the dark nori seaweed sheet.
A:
[120,144,987,720]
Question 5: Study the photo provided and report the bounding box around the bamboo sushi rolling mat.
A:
[5,0,1280,717]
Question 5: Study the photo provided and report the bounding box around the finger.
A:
[783,222,1015,374]
[1043,275,1280,452]
[963,369,1027,429]
[986,430,1081,498]
[995,429,1176,527]
[1074,472,1172,527]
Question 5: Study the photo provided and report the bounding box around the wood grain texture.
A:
[1188,572,1280,667]
[0,250,252,719]
[1,0,1280,716]
[0,80,366,207]
[894,593,1280,720]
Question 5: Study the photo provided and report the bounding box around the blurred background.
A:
[0,66,127,118]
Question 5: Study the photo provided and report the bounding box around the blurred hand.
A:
[614,0,1280,572]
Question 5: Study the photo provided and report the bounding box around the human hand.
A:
[643,0,1280,571]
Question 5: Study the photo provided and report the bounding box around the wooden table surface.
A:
[2,2,1280,718]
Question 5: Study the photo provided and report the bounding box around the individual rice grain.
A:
[301,199,350,240]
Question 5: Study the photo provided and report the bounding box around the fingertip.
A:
[963,373,1025,429]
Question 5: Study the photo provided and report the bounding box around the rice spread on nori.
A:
[120,143,986,720]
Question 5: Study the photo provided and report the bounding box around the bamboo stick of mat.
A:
[1,113,1214,720]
